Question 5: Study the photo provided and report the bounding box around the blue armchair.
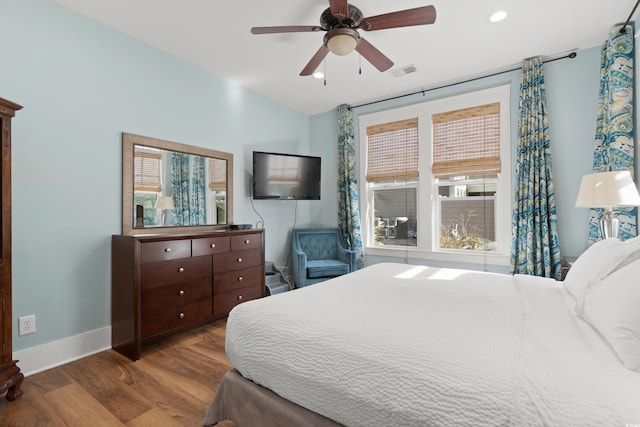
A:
[291,227,356,288]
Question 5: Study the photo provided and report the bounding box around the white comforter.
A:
[225,262,640,426]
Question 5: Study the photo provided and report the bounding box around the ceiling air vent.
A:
[390,64,417,77]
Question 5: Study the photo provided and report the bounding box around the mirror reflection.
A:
[122,133,233,235]
[133,145,228,228]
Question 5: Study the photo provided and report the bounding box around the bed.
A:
[203,237,640,426]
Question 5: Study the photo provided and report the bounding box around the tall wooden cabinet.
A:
[0,97,23,400]
[112,229,265,361]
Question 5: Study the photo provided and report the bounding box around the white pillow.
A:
[563,238,640,301]
[624,235,640,246]
[579,258,640,371]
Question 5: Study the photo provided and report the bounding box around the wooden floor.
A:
[0,319,232,426]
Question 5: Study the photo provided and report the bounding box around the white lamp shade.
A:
[155,196,175,210]
[327,34,357,56]
[575,170,640,208]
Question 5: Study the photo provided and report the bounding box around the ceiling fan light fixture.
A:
[325,28,359,56]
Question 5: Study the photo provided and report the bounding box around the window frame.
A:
[358,85,511,266]
[368,180,419,248]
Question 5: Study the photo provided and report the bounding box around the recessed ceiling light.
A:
[313,71,324,79]
[489,10,507,23]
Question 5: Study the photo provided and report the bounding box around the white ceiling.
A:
[52,0,638,116]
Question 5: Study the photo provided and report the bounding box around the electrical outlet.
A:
[18,314,36,336]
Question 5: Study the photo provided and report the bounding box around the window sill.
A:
[364,245,510,267]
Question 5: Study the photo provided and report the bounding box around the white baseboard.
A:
[13,326,112,377]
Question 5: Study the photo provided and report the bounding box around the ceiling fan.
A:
[251,0,437,76]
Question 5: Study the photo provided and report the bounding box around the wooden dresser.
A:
[112,229,265,360]
[0,98,23,401]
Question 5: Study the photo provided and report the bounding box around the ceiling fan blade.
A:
[300,45,330,76]
[328,0,349,18]
[251,26,323,35]
[360,5,436,31]
[355,37,394,72]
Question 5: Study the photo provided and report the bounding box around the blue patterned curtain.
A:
[510,57,562,279]
[589,24,636,243]
[190,155,206,225]
[171,153,207,226]
[337,104,364,269]
[171,152,191,226]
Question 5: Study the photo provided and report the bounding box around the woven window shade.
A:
[366,118,419,182]
[208,158,227,191]
[134,151,162,192]
[432,102,501,179]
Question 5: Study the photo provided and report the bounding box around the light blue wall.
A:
[309,46,606,271]
[309,112,339,226]
[1,0,311,351]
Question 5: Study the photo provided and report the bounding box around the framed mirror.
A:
[122,133,233,235]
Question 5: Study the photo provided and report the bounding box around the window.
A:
[134,151,162,193]
[359,86,511,265]
[208,158,227,224]
[365,118,418,247]
[208,158,227,191]
[134,150,163,225]
[433,103,501,252]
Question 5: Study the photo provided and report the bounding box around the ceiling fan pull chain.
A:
[359,53,362,75]
[324,59,327,86]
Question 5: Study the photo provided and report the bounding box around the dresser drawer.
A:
[213,284,262,317]
[214,265,262,295]
[141,239,191,263]
[192,236,230,256]
[141,255,212,288]
[213,249,261,273]
[142,297,212,339]
[230,234,262,252]
[141,277,211,313]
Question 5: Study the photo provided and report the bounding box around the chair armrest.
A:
[337,247,357,273]
[292,241,308,288]
[335,232,357,272]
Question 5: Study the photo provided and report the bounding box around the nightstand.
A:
[560,256,577,281]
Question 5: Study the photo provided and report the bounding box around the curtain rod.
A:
[620,0,640,34]
[351,51,577,110]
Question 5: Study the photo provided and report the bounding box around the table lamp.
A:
[575,170,640,239]
[155,196,174,226]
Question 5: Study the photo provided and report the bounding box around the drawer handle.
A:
[237,257,242,263]
[237,276,243,282]
[210,243,216,248]
[244,239,250,244]
[164,248,172,253]
[179,313,185,319]
[179,290,185,296]
[178,267,184,273]
[237,295,243,301]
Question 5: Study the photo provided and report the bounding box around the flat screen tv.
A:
[252,151,321,200]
